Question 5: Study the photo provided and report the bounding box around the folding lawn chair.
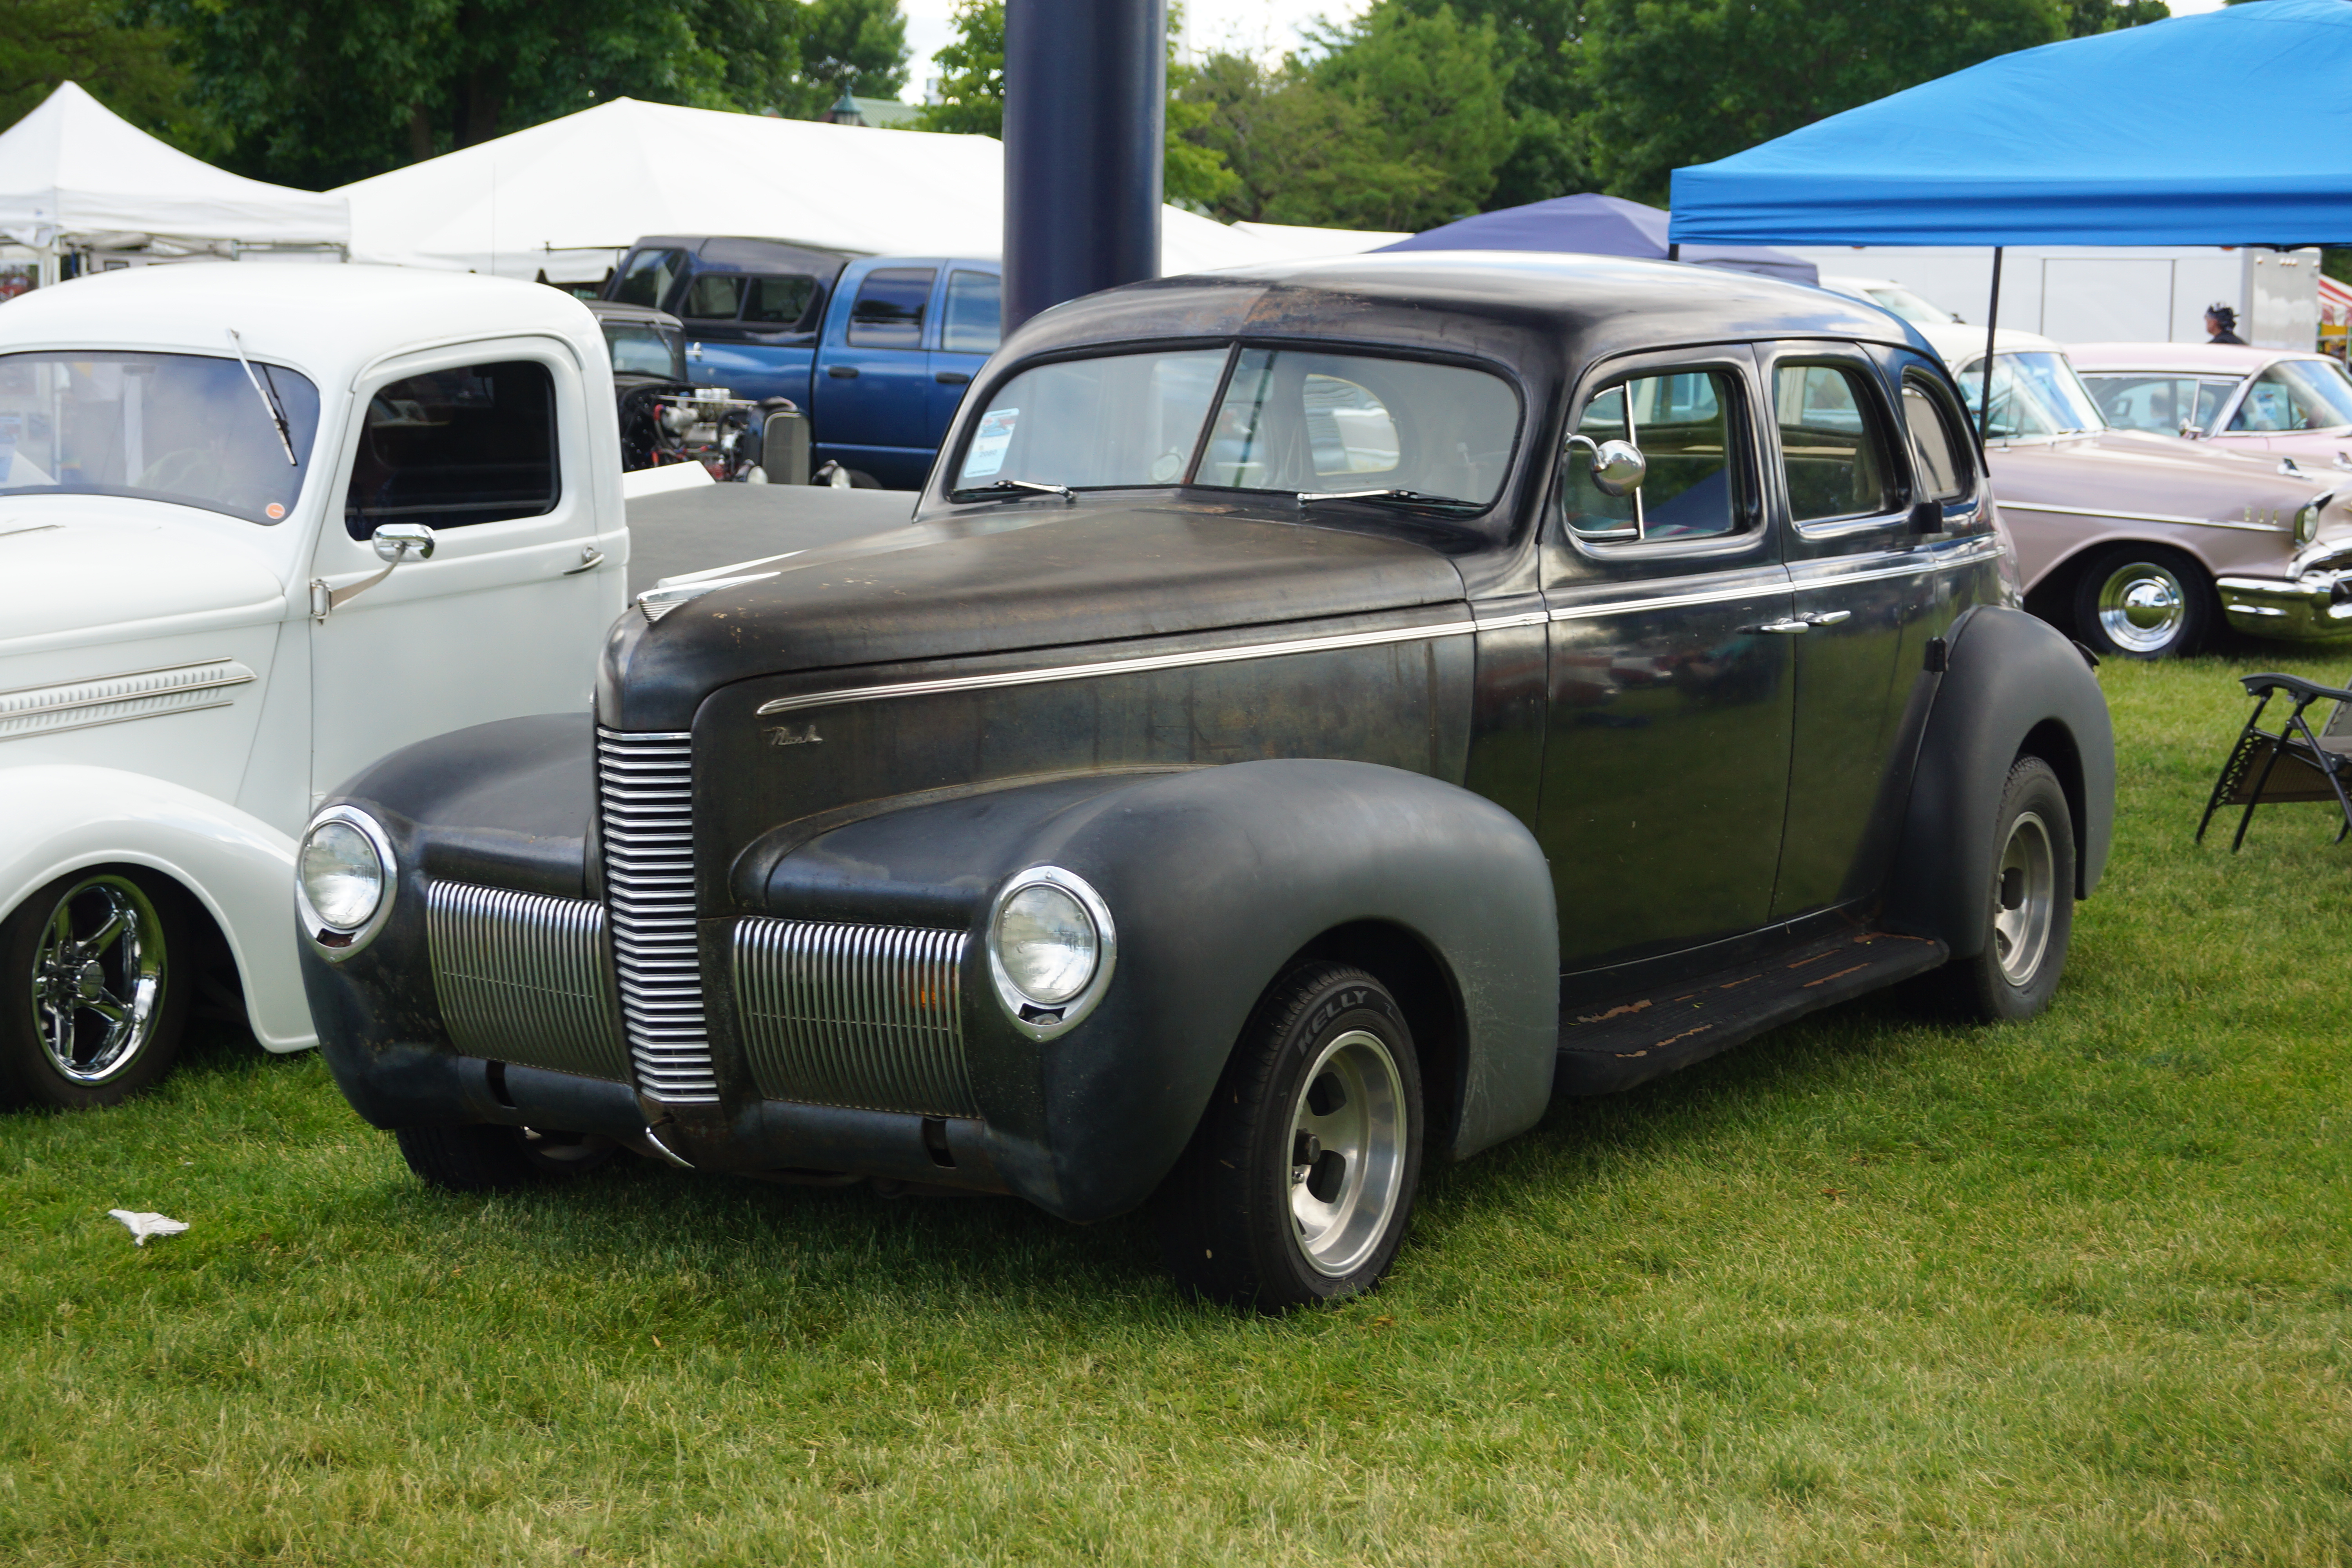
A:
[2196,671,2352,850]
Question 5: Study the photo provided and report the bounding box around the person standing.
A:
[2205,303,2248,345]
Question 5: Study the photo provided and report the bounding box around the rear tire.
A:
[0,867,192,1109]
[2071,544,2212,659]
[1923,755,2076,1022]
[394,1125,617,1191]
[1151,964,1421,1310]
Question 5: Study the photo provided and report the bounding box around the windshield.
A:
[954,344,1520,512]
[0,350,320,524]
[2226,359,2352,433]
[1862,284,1956,326]
[2079,373,2238,436]
[601,321,686,381]
[1959,351,2105,439]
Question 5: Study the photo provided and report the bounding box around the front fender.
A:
[0,763,310,1051]
[1883,607,2115,958]
[759,759,1558,1223]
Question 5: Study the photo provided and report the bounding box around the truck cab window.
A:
[742,275,817,328]
[942,270,1002,354]
[344,361,559,539]
[849,268,937,349]
[1775,364,1898,523]
[681,274,744,321]
[613,249,689,312]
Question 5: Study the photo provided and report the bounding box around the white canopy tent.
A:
[335,96,1283,283]
[0,83,349,285]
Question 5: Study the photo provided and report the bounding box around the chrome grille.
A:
[733,918,977,1117]
[597,726,719,1103]
[425,881,628,1081]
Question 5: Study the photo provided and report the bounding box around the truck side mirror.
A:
[311,523,438,620]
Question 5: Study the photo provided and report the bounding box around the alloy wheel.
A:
[1991,809,2056,989]
[1287,1028,1408,1277]
[28,875,167,1085]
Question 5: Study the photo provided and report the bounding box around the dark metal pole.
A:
[1002,0,1166,334]
[1977,246,2003,447]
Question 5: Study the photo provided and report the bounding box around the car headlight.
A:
[297,805,397,960]
[986,866,1115,1038]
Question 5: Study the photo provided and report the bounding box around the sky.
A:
[895,0,1373,98]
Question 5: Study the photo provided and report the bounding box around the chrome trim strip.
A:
[1998,501,2287,534]
[425,881,629,1081]
[597,727,720,1103]
[1789,540,2002,591]
[0,658,256,742]
[733,917,977,1117]
[754,619,1479,716]
[1548,578,1789,623]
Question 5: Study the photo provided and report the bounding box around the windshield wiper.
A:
[1297,487,1479,512]
[226,328,298,467]
[951,478,1075,503]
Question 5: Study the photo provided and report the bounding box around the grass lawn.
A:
[6,650,2351,1566]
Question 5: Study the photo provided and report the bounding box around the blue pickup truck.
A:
[604,237,1002,490]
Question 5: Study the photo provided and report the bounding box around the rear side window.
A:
[344,361,558,539]
[1775,364,1898,524]
[682,274,744,320]
[1565,369,1742,542]
[941,270,1002,354]
[1900,378,1971,502]
[612,249,688,311]
[743,275,817,327]
[848,268,936,349]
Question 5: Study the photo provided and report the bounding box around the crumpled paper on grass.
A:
[108,1210,189,1246]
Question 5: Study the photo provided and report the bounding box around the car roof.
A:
[2065,341,2292,374]
[1003,250,1932,374]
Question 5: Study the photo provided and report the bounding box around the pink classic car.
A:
[1916,325,2352,657]
[2069,342,2352,471]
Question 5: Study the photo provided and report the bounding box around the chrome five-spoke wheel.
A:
[1287,1029,1408,1278]
[29,874,168,1085]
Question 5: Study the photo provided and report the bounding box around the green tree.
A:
[0,0,215,152]
[914,0,1238,211]
[1374,0,1586,212]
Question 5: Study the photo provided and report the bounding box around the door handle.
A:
[1751,618,1810,634]
[934,370,971,385]
[828,364,860,379]
[1801,610,1851,626]
[563,546,605,576]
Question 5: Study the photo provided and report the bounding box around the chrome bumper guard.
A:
[425,881,630,1082]
[2217,572,2352,639]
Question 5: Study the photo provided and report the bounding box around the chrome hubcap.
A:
[1992,811,2056,989]
[2096,562,2186,654]
[28,875,165,1084]
[1287,1029,1407,1278]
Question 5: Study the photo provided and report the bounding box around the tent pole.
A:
[1978,247,2003,447]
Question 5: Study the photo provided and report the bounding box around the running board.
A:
[1554,927,1948,1096]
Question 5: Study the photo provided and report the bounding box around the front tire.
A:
[2072,544,2212,659]
[1152,964,1422,1310]
[1925,756,2076,1022]
[394,1125,617,1191]
[0,867,192,1109]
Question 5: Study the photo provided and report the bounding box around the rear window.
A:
[848,268,936,349]
[344,361,558,539]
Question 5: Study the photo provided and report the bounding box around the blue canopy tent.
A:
[1381,193,1817,284]
[1667,0,2352,434]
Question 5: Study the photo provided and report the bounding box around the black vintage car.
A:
[297,255,2113,1308]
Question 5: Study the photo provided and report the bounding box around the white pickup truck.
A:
[0,266,633,1106]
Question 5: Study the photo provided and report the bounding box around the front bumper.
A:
[2216,571,2352,639]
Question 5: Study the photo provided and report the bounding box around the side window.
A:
[612,249,688,311]
[344,361,558,540]
[941,270,1002,354]
[681,273,745,321]
[848,267,938,349]
[1564,368,1742,542]
[742,275,816,328]
[1900,377,1971,503]
[1774,363,1899,524]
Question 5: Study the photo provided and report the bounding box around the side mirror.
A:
[1568,434,1647,497]
[371,522,436,564]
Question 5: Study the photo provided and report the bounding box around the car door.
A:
[1538,348,1797,969]
[1759,345,1951,919]
[926,265,1001,446]
[817,263,940,487]
[307,340,621,802]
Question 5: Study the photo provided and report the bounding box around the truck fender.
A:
[0,764,312,1051]
[1882,607,2114,959]
[762,759,1558,1223]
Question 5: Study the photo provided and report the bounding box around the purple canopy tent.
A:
[1378,193,1818,285]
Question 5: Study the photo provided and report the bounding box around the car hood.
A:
[0,508,289,651]
[1987,428,2338,522]
[598,499,1470,730]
